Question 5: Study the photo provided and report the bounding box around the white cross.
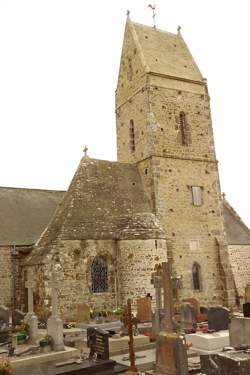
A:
[25,268,35,314]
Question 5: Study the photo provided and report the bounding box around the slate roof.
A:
[26,157,166,264]
[131,20,203,82]
[223,200,250,245]
[0,187,64,246]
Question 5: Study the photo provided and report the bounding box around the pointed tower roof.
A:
[127,19,203,82]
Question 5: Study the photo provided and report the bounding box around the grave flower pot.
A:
[0,358,13,375]
[16,331,28,344]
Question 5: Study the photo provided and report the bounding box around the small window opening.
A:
[129,120,136,153]
[179,112,187,145]
[191,186,203,206]
[192,262,201,290]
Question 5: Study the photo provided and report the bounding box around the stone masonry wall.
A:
[118,238,168,308]
[228,245,250,301]
[26,240,118,320]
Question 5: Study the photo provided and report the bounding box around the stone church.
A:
[1,17,250,319]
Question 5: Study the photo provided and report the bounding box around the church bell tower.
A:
[115,16,235,306]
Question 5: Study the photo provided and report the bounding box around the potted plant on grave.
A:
[112,307,124,317]
[39,334,53,353]
[0,358,13,375]
[14,321,29,344]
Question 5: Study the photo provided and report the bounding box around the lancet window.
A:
[91,256,108,293]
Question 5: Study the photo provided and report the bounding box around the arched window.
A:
[91,256,108,293]
[179,112,187,145]
[192,262,201,290]
[129,120,135,152]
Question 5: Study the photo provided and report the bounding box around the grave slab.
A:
[229,315,250,347]
[185,330,229,353]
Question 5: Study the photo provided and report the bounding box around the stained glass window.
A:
[91,256,108,293]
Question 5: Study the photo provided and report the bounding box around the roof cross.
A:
[83,145,88,158]
[148,4,156,28]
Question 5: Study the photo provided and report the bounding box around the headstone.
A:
[137,296,152,322]
[180,303,196,332]
[183,298,200,318]
[47,270,64,351]
[229,315,250,347]
[0,305,9,324]
[207,307,229,331]
[76,303,90,323]
[243,303,250,318]
[87,327,109,360]
[25,268,38,344]
[245,283,250,303]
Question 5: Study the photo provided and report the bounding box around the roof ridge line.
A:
[0,186,65,193]
[224,199,250,233]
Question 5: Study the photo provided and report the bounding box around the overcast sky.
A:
[0,0,249,227]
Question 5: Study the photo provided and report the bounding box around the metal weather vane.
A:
[148,4,156,28]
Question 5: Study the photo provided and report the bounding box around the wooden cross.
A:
[148,4,156,28]
[121,299,138,373]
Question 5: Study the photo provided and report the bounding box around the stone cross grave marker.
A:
[25,268,36,316]
[151,266,163,334]
[25,268,38,344]
[47,270,64,351]
[136,296,152,322]
[87,327,109,360]
[207,307,229,331]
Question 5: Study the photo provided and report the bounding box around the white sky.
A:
[0,0,249,227]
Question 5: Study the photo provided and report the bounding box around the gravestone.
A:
[207,307,229,331]
[87,327,109,360]
[180,303,196,332]
[229,315,250,347]
[0,305,10,324]
[183,298,199,318]
[76,303,90,323]
[245,283,250,303]
[137,296,152,322]
[243,303,250,318]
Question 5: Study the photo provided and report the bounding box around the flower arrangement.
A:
[39,334,53,348]
[14,321,29,344]
[0,358,13,375]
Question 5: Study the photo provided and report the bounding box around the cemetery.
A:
[1,8,250,375]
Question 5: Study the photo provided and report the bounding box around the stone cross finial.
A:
[126,9,130,17]
[177,25,182,34]
[83,145,88,158]
[222,192,226,200]
[25,268,35,314]
[148,4,156,28]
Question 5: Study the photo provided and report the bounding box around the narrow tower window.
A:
[191,186,203,206]
[192,262,201,290]
[179,112,187,145]
[129,120,136,152]
[91,256,108,293]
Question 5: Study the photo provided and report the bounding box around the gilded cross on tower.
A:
[83,145,88,158]
[148,4,156,28]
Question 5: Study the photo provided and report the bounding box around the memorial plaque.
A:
[208,307,229,331]
[137,296,152,322]
[87,327,109,360]
[76,303,90,323]
[243,303,250,318]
